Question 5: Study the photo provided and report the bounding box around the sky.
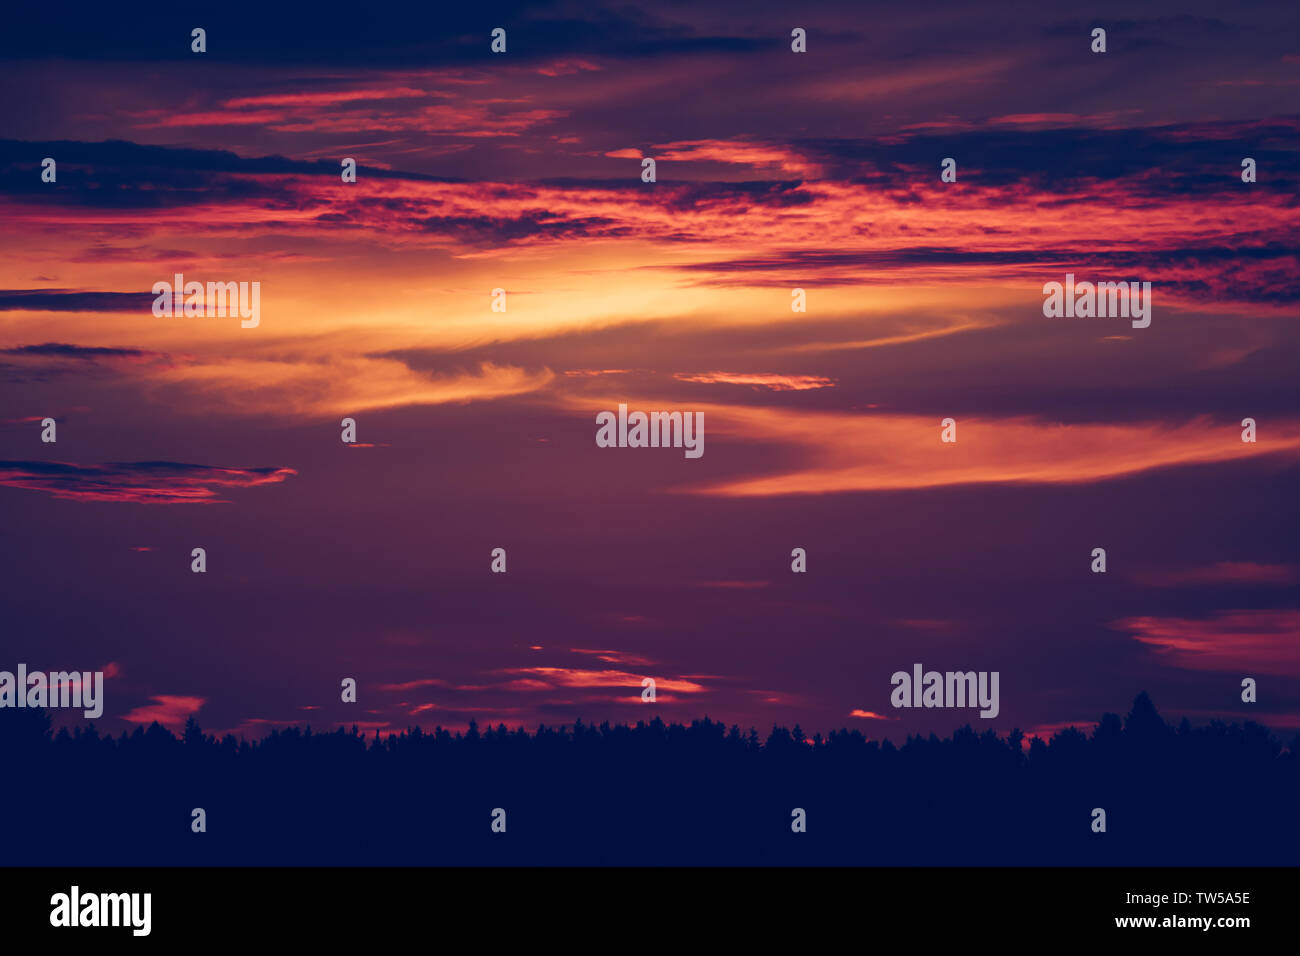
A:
[1,0,1298,742]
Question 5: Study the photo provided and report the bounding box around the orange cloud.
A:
[569,648,657,666]
[500,667,706,694]
[680,408,1300,496]
[673,371,836,391]
[850,709,896,720]
[147,358,554,418]
[652,139,823,177]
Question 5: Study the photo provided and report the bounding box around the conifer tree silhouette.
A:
[2,694,1296,866]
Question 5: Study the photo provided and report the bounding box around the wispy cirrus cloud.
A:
[678,408,1300,497]
[0,290,156,311]
[378,678,450,692]
[1,342,163,360]
[1116,609,1300,675]
[1136,562,1300,588]
[673,371,836,391]
[568,648,657,666]
[0,460,297,503]
[134,99,566,137]
[0,342,176,380]
[499,667,706,694]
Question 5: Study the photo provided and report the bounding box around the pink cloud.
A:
[378,678,448,691]
[1136,562,1300,588]
[1116,609,1300,675]
[536,60,602,77]
[223,88,432,108]
[673,371,836,391]
[121,695,205,732]
[0,460,297,504]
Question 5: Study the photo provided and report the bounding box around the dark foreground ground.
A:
[4,693,1297,865]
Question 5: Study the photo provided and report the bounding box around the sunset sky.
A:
[2,0,1298,742]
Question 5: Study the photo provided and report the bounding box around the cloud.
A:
[121,695,205,732]
[0,290,156,312]
[645,139,824,177]
[378,678,449,692]
[0,341,176,383]
[536,59,602,77]
[850,709,896,720]
[3,119,1295,312]
[673,371,836,391]
[499,667,706,694]
[678,408,1300,496]
[1117,609,1300,675]
[569,648,657,666]
[151,357,553,417]
[1,342,160,359]
[0,7,765,65]
[135,98,567,138]
[0,460,297,503]
[223,88,434,109]
[1136,562,1300,588]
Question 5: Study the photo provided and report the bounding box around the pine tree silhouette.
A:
[2,693,1296,866]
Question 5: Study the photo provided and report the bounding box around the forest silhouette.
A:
[3,693,1296,865]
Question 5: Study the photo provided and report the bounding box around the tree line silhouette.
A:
[3,693,1296,865]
